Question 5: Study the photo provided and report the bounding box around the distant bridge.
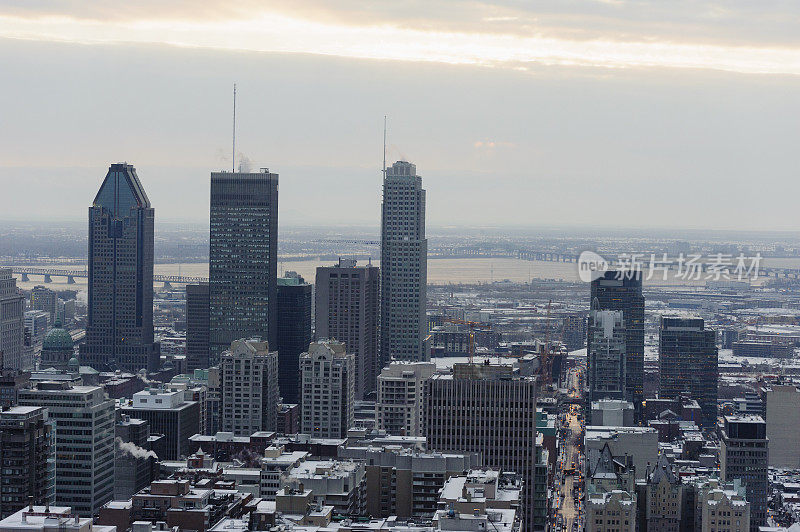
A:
[8,267,208,286]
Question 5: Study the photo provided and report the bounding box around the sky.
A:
[1,1,800,230]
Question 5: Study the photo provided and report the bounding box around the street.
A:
[553,364,585,531]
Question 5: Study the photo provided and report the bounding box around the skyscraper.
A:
[186,283,210,372]
[221,339,280,436]
[19,382,115,517]
[209,169,279,365]
[587,309,627,403]
[79,163,160,373]
[29,286,57,325]
[315,259,380,399]
[276,272,312,404]
[380,161,428,364]
[300,340,354,438]
[589,270,645,414]
[720,415,768,531]
[376,361,435,436]
[659,316,718,429]
[0,406,54,518]
[0,269,25,370]
[425,363,539,532]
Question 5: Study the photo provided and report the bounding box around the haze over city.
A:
[2,1,800,229]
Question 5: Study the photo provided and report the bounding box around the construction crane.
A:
[443,317,492,365]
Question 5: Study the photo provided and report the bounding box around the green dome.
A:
[68,357,80,370]
[43,327,74,351]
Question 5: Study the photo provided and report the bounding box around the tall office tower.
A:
[0,406,54,518]
[299,340,354,438]
[764,384,800,468]
[29,286,57,325]
[720,415,768,532]
[315,259,380,399]
[186,283,210,372]
[276,272,312,404]
[658,317,718,429]
[221,339,280,436]
[0,268,25,370]
[120,388,200,460]
[376,361,435,436]
[380,161,428,364]
[19,382,115,517]
[209,169,279,366]
[425,363,538,532]
[79,163,160,373]
[590,270,645,414]
[114,415,154,501]
[587,309,627,403]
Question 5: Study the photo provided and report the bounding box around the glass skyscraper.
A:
[209,169,279,364]
[80,163,159,373]
[380,161,428,364]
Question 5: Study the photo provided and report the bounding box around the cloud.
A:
[1,2,800,75]
[474,140,516,149]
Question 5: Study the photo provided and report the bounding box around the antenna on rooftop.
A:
[232,83,237,173]
[382,115,387,179]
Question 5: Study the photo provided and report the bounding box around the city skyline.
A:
[2,3,800,230]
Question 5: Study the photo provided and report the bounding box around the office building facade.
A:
[590,271,645,414]
[186,283,210,372]
[659,317,718,428]
[120,388,200,460]
[276,272,312,404]
[29,286,57,325]
[209,169,279,365]
[80,163,160,373]
[18,382,115,517]
[0,406,54,518]
[587,309,627,403]
[376,361,435,436]
[221,339,280,436]
[380,161,428,364]
[0,269,25,371]
[315,259,380,399]
[300,340,354,438]
[720,415,768,531]
[425,363,538,531]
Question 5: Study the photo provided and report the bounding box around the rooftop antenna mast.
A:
[232,83,237,173]
[382,115,387,178]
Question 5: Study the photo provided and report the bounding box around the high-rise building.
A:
[376,361,435,436]
[24,310,49,344]
[186,283,210,372]
[589,271,645,414]
[425,363,539,531]
[380,161,428,364]
[0,270,25,371]
[221,339,280,436]
[120,388,200,460]
[79,163,160,373]
[0,406,54,518]
[29,286,57,325]
[209,169,279,365]
[658,317,718,429]
[587,309,627,403]
[315,259,380,399]
[764,384,800,468]
[276,272,312,404]
[18,382,115,517]
[299,340,354,438]
[114,415,155,501]
[720,415,768,531]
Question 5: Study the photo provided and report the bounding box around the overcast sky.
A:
[1,1,799,230]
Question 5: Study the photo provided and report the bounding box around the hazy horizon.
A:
[2,2,800,231]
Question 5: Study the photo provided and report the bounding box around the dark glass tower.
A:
[80,163,160,373]
[659,316,718,428]
[589,270,645,414]
[276,272,312,404]
[209,169,278,365]
[186,282,210,372]
[380,161,428,364]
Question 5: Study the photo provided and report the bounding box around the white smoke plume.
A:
[116,437,158,460]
